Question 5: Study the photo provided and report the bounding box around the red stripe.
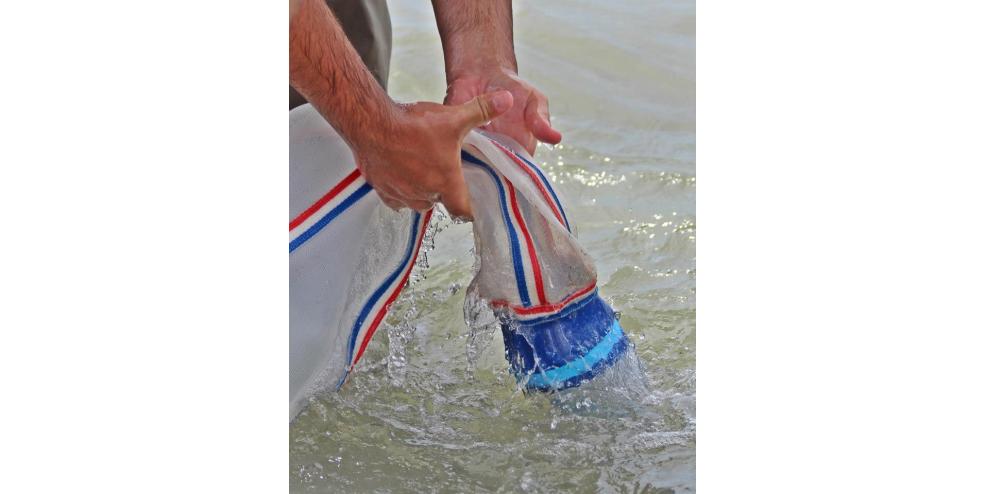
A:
[491,281,597,316]
[350,209,434,368]
[506,180,547,305]
[489,140,566,227]
[289,169,362,231]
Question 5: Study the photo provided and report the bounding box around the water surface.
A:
[291,1,695,491]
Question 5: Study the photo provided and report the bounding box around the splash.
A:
[462,289,498,379]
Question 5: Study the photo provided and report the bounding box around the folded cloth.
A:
[290,105,430,418]
[460,134,629,390]
[289,104,629,418]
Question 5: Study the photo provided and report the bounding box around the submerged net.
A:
[461,132,630,390]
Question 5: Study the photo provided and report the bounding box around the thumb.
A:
[453,90,513,132]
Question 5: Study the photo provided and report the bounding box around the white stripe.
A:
[288,175,367,243]
[502,180,543,306]
[491,139,565,218]
[510,286,597,322]
[467,133,568,236]
[347,218,428,367]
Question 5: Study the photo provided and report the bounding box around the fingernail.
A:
[491,92,512,113]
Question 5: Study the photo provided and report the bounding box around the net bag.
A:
[289,104,629,416]
[460,133,629,390]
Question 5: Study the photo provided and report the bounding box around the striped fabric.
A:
[289,170,371,253]
[486,139,571,232]
[462,141,595,323]
[500,282,598,322]
[337,208,432,388]
[289,168,433,388]
[290,130,603,391]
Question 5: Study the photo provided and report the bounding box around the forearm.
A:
[431,0,516,82]
[289,0,395,150]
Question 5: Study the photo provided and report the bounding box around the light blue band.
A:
[523,319,625,388]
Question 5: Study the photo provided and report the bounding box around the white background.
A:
[1,0,983,492]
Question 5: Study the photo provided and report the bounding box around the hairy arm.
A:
[290,0,514,218]
[432,0,517,80]
[289,0,394,153]
[431,0,561,154]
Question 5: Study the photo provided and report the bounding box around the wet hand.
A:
[351,91,514,220]
[445,69,562,155]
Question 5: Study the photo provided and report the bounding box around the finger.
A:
[453,90,514,133]
[524,92,563,145]
[438,168,473,221]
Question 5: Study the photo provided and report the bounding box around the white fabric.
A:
[289,104,605,419]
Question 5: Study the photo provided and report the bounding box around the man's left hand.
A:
[444,68,562,155]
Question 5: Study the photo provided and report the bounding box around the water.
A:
[290,0,695,491]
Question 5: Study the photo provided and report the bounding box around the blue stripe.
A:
[515,153,571,232]
[289,183,372,253]
[462,151,531,307]
[502,290,614,371]
[501,292,628,390]
[524,319,625,389]
[336,212,422,389]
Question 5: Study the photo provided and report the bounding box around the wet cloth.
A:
[459,134,629,391]
[290,105,426,417]
[289,104,628,418]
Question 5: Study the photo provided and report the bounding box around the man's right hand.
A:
[350,91,513,220]
[291,0,512,221]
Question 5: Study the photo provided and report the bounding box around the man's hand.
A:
[352,91,513,219]
[432,0,562,156]
[291,0,509,219]
[445,69,561,155]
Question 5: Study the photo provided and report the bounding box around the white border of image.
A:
[2,0,984,492]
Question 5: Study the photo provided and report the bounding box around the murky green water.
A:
[290,0,695,491]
